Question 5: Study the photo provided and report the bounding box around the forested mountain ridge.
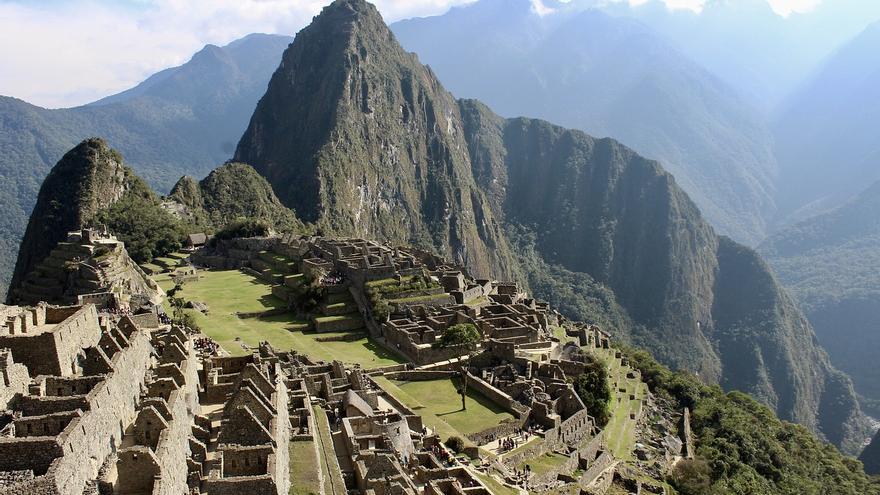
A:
[235,0,869,454]
[761,179,880,415]
[0,33,292,297]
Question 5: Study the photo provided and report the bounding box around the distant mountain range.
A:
[773,21,880,223]
[392,1,778,245]
[0,33,292,297]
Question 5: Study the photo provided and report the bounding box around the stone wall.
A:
[51,327,153,495]
[0,305,101,377]
[0,349,29,408]
[464,373,529,418]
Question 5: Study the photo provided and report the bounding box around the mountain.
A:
[773,21,880,223]
[6,138,172,307]
[8,138,133,293]
[234,2,519,280]
[168,162,302,231]
[861,430,880,476]
[235,0,868,453]
[0,33,292,297]
[390,0,778,245]
[760,180,880,416]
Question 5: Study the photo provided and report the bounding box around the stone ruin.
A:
[8,229,160,309]
[0,298,291,495]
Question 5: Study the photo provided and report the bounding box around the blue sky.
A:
[0,0,828,108]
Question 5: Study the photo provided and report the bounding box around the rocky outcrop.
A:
[860,430,880,475]
[236,0,865,451]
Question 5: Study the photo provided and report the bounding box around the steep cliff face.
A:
[169,162,302,232]
[235,0,515,279]
[456,101,868,450]
[234,0,865,451]
[8,138,130,299]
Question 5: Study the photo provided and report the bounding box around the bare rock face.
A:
[8,138,130,299]
[236,0,867,451]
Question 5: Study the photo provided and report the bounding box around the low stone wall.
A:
[384,370,455,381]
[313,317,363,333]
[315,333,367,343]
[465,373,529,418]
[390,294,455,313]
[467,417,528,445]
[528,450,579,491]
[580,451,615,489]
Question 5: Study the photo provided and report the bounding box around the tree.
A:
[435,323,481,410]
[573,356,612,427]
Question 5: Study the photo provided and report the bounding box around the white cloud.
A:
[766,0,822,16]
[625,0,821,14]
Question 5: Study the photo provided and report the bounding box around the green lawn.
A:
[156,270,404,367]
[289,441,321,495]
[518,451,571,475]
[373,376,514,438]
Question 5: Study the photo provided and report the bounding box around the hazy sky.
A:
[0,0,826,108]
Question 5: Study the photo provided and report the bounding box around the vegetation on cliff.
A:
[622,346,879,495]
[169,162,302,233]
[96,171,189,263]
[761,180,880,416]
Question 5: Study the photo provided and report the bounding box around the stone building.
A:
[0,304,162,495]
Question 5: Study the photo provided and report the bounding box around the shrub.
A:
[445,436,465,454]
[573,356,612,427]
[436,323,480,349]
[210,218,271,245]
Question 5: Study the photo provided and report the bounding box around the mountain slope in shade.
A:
[760,180,880,415]
[773,21,880,222]
[0,33,292,297]
[861,430,880,475]
[391,1,778,245]
[236,0,868,453]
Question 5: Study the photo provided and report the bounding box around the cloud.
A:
[0,0,476,108]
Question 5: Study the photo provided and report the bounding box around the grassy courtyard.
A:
[155,270,403,367]
[373,376,514,443]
